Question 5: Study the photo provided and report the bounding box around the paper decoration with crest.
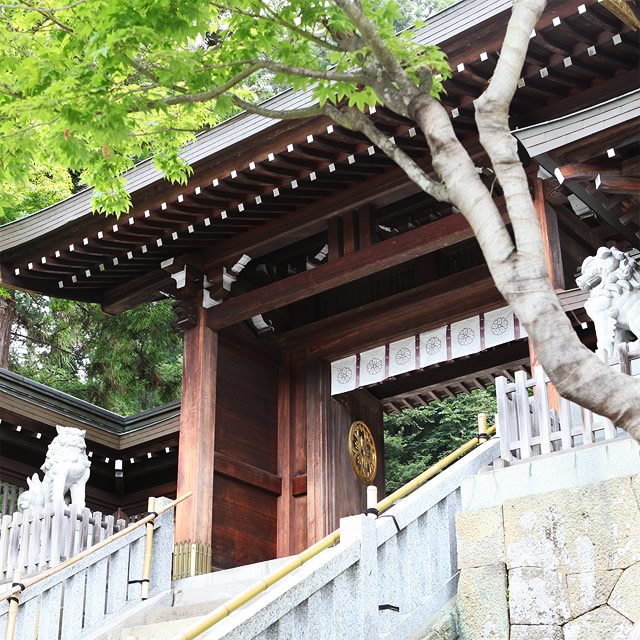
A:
[331,355,357,394]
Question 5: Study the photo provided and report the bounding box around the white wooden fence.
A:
[0,502,127,583]
[201,438,502,640]
[496,341,639,460]
[0,497,175,640]
[0,483,24,518]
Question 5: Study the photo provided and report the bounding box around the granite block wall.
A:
[455,475,640,639]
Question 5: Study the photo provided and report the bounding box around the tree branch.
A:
[150,63,261,107]
[0,0,86,10]
[228,94,324,120]
[253,60,363,83]
[210,0,342,52]
[475,0,546,256]
[324,103,449,202]
[334,0,417,110]
[0,115,60,140]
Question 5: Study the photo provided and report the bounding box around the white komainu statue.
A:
[576,246,640,358]
[18,425,91,512]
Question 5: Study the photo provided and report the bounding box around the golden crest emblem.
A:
[348,421,377,484]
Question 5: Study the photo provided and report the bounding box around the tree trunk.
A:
[336,0,640,443]
[407,0,640,442]
[0,290,15,369]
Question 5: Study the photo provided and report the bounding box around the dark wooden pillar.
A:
[531,174,563,410]
[175,306,217,577]
[534,176,564,291]
[277,351,309,556]
[306,351,332,546]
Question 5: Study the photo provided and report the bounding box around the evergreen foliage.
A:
[11,296,183,414]
[384,389,497,493]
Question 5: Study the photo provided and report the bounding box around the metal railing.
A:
[170,416,495,640]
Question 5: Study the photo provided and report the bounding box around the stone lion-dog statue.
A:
[576,246,640,358]
[18,425,91,512]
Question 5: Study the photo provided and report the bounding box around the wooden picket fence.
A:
[0,483,24,518]
[0,496,178,640]
[496,341,639,460]
[0,501,127,582]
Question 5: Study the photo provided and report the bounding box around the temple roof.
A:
[1,0,637,315]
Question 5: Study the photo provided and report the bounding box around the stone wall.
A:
[456,475,640,639]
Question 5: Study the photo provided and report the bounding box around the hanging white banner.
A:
[419,326,448,369]
[388,336,417,377]
[484,306,515,349]
[359,345,387,387]
[450,316,481,359]
[331,355,357,394]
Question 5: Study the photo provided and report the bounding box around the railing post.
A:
[340,514,379,640]
[534,366,552,455]
[4,569,21,640]
[141,497,156,600]
[150,497,175,595]
[495,376,513,461]
[515,370,533,458]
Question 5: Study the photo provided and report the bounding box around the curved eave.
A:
[513,89,640,157]
[0,0,522,256]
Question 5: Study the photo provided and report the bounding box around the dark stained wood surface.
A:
[278,265,505,359]
[211,473,277,569]
[210,326,280,567]
[326,390,385,532]
[534,177,565,291]
[175,309,217,547]
[205,212,486,331]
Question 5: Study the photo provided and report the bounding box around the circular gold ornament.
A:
[348,421,377,485]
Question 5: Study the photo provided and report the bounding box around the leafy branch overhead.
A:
[1,0,639,442]
[0,0,450,214]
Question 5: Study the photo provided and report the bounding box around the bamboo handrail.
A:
[170,418,497,640]
[0,492,192,604]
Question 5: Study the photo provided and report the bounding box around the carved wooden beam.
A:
[205,211,507,332]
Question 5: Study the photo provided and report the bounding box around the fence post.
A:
[150,497,175,596]
[534,366,552,455]
[340,514,379,640]
[515,370,533,458]
[495,376,513,461]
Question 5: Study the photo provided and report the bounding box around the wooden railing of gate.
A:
[496,341,639,460]
[0,502,127,582]
[0,494,189,640]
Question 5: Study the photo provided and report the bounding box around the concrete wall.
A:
[455,437,640,639]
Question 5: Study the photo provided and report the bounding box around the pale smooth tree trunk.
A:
[0,290,15,369]
[334,0,640,442]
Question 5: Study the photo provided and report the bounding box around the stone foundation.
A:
[455,474,640,639]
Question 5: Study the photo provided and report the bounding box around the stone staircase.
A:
[90,440,501,640]
[94,557,295,640]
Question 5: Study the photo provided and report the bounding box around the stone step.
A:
[118,556,297,640]
[144,599,229,625]
[121,615,204,640]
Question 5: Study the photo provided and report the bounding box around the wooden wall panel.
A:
[299,354,385,546]
[215,328,279,475]
[212,326,280,568]
[212,473,277,569]
[327,390,385,532]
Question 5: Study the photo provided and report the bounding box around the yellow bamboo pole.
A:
[170,421,496,640]
[171,529,342,640]
[141,496,156,600]
[4,569,21,640]
[0,492,192,604]
[376,423,496,513]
